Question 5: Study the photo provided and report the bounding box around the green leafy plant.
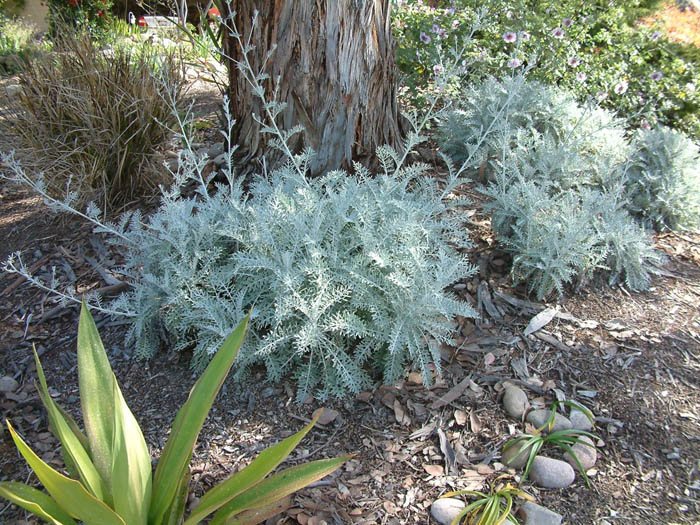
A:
[440,474,534,525]
[0,302,351,524]
[502,401,599,487]
[6,32,183,212]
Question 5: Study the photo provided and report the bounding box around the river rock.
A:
[517,501,563,525]
[503,386,530,419]
[526,410,572,433]
[564,435,597,472]
[430,498,465,525]
[502,441,534,470]
[0,376,18,393]
[570,408,594,431]
[529,456,576,489]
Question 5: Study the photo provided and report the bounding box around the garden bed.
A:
[1,77,698,523]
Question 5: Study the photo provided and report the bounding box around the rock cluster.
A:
[500,385,599,490]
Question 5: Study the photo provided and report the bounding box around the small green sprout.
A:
[441,475,534,525]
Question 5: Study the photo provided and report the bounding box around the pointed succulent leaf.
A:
[33,346,107,502]
[77,301,119,497]
[209,455,353,524]
[110,380,152,525]
[6,421,125,525]
[149,314,250,525]
[0,482,77,525]
[185,411,322,524]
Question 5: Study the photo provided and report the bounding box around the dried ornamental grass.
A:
[8,33,184,213]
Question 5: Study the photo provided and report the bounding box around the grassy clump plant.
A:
[440,474,534,525]
[6,31,184,213]
[502,401,599,487]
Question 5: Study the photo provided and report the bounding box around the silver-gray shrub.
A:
[2,114,478,404]
[112,159,477,401]
[436,75,629,178]
[482,167,662,299]
[625,126,700,232]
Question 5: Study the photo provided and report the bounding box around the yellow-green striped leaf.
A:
[77,301,119,497]
[110,380,152,525]
[33,347,108,502]
[185,411,322,524]
[224,496,291,525]
[6,421,124,525]
[209,455,353,525]
[149,314,250,525]
[0,482,77,525]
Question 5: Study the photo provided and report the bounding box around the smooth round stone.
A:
[517,501,563,525]
[570,408,594,431]
[529,456,576,489]
[502,441,534,470]
[430,498,465,525]
[0,376,18,393]
[503,386,530,419]
[526,410,572,433]
[564,435,597,472]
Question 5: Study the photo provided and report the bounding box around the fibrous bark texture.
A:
[223,0,402,175]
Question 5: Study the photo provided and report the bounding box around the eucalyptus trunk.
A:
[222,0,402,175]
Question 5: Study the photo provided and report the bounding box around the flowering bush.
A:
[392,0,700,139]
[46,0,112,35]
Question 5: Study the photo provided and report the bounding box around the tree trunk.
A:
[222,0,402,175]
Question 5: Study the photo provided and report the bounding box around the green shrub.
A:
[46,0,112,36]
[7,33,183,212]
[625,126,700,232]
[0,15,47,73]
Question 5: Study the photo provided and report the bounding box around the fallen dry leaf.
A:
[469,411,482,433]
[454,409,468,426]
[430,377,470,409]
[313,407,339,425]
[524,307,558,336]
[423,463,444,476]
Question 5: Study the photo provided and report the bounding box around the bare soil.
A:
[1,76,699,525]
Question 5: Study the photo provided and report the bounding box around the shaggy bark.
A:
[222,0,402,175]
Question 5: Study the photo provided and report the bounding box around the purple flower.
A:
[507,57,522,69]
[597,91,608,101]
[649,71,663,80]
[452,19,460,29]
[432,23,440,33]
[420,31,431,44]
[552,27,565,39]
[563,18,573,27]
[503,31,517,43]
[576,72,587,82]
[568,57,580,67]
[520,31,530,41]
[438,28,447,39]
[446,7,455,15]
[433,64,443,75]
[640,119,651,130]
[614,80,629,95]
[650,30,661,41]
